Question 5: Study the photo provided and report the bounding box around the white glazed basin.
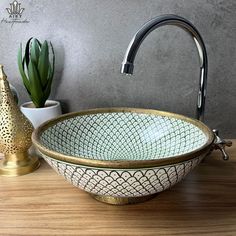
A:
[32,108,214,205]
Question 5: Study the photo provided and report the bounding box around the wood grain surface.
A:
[0,140,236,236]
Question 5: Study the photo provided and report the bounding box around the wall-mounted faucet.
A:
[121,14,232,160]
[121,14,207,122]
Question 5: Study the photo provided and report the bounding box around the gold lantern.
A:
[0,65,40,176]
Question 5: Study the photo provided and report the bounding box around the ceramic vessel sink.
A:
[32,108,214,205]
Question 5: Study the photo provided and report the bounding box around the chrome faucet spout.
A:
[120,14,208,122]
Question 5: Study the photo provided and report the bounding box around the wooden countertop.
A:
[0,141,236,236]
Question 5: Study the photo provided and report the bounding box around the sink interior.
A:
[40,112,208,161]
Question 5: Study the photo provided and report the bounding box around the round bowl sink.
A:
[32,108,214,205]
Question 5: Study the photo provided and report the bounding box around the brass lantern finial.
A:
[0,64,7,80]
[0,65,40,176]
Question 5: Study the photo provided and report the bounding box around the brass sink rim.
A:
[32,107,215,169]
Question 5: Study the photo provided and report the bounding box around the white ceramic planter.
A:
[20,100,62,128]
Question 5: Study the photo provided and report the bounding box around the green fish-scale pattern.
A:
[40,112,207,161]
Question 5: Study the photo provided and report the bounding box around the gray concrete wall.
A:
[0,0,235,137]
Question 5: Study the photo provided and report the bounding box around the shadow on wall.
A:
[50,41,67,112]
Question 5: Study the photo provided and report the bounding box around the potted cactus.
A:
[18,38,61,128]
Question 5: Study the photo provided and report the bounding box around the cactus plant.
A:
[17,38,55,108]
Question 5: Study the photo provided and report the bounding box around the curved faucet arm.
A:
[121,14,208,122]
